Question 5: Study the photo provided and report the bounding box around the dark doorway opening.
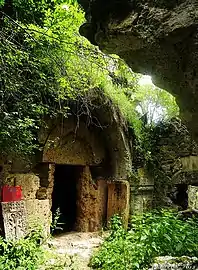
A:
[169,184,188,210]
[51,164,83,234]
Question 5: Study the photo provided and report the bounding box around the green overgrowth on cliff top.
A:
[0,0,105,156]
[0,0,179,158]
[90,210,198,270]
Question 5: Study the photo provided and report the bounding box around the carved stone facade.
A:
[0,94,133,238]
[1,103,198,239]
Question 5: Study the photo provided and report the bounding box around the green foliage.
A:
[104,79,179,163]
[0,0,65,25]
[0,0,179,160]
[0,231,44,270]
[0,0,4,7]
[0,21,60,156]
[134,83,179,124]
[0,1,86,156]
[51,207,65,234]
[0,116,38,156]
[0,0,115,157]
[90,211,198,270]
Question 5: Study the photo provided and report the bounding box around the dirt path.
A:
[44,232,105,269]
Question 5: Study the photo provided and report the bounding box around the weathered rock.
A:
[107,180,130,227]
[25,199,52,236]
[40,90,132,180]
[188,185,198,209]
[76,166,108,232]
[149,119,198,186]
[130,167,154,214]
[149,256,198,270]
[36,187,48,200]
[1,201,28,240]
[78,0,198,141]
[4,173,40,200]
[133,119,198,208]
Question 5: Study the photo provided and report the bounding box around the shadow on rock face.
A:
[79,22,98,46]
[78,0,135,46]
[78,0,198,145]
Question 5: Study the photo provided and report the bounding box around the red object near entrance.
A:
[1,185,22,202]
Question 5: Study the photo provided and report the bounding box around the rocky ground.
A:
[41,232,198,270]
[42,232,105,270]
[149,256,198,270]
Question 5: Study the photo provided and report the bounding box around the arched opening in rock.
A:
[51,164,83,234]
[0,93,130,238]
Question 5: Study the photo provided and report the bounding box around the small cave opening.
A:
[169,184,188,210]
[51,164,83,234]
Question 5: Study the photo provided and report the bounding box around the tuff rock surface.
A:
[78,0,198,140]
[149,256,198,270]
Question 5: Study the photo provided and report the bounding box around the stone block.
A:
[97,179,108,227]
[25,199,51,237]
[4,173,40,200]
[136,167,154,186]
[130,190,153,215]
[37,199,52,236]
[107,180,130,228]
[36,187,48,200]
[149,256,198,270]
[76,167,108,232]
[1,201,27,240]
[188,185,198,209]
[181,156,198,172]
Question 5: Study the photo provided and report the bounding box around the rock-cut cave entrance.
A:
[51,164,83,234]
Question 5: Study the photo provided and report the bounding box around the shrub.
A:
[0,231,44,270]
[90,210,198,270]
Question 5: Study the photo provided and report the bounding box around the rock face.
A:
[0,91,132,236]
[147,119,198,207]
[78,0,198,140]
[150,119,198,187]
[149,256,198,270]
[131,118,198,209]
[39,90,132,180]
